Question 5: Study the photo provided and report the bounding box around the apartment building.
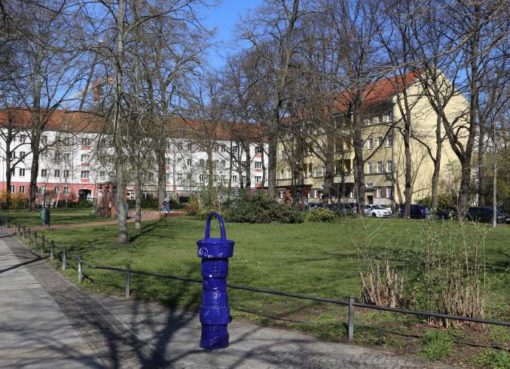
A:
[0,110,267,204]
[276,72,465,206]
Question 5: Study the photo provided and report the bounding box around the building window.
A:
[386,160,393,173]
[177,143,183,150]
[39,187,46,194]
[186,158,192,166]
[221,160,226,168]
[20,151,26,159]
[9,151,15,159]
[255,176,262,184]
[199,174,204,182]
[232,146,238,154]
[19,186,25,193]
[187,143,192,151]
[366,162,373,175]
[148,172,154,181]
[255,161,263,169]
[41,135,48,145]
[377,137,383,147]
[376,188,381,198]
[366,137,373,150]
[232,175,238,183]
[177,173,182,180]
[20,134,26,143]
[54,169,60,177]
[63,170,69,178]
[9,185,15,192]
[165,158,171,165]
[81,154,89,162]
[177,157,182,163]
[81,170,89,178]
[382,114,391,123]
[255,146,263,153]
[81,137,91,146]
[54,187,60,193]
[19,168,25,177]
[41,169,47,177]
[54,152,61,161]
[63,187,69,194]
[99,171,106,178]
[214,145,219,152]
[372,116,380,124]
[387,186,393,198]
[166,173,171,181]
[386,135,393,148]
[63,153,70,161]
[377,161,383,174]
[199,159,205,167]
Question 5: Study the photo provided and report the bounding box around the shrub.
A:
[420,329,452,361]
[223,191,303,224]
[305,208,336,222]
[184,196,200,216]
[476,349,510,369]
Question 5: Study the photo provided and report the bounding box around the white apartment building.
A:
[0,110,268,204]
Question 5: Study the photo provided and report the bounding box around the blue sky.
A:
[202,0,263,69]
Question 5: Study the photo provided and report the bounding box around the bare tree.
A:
[240,0,303,200]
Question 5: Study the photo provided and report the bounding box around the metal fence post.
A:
[348,296,355,342]
[50,241,55,262]
[125,265,131,299]
[78,257,83,283]
[27,228,31,243]
[33,231,37,250]
[62,248,67,271]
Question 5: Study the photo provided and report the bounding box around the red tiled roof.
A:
[333,71,419,112]
[0,109,263,141]
[0,109,103,133]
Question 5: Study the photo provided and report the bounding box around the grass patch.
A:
[420,329,453,360]
[2,208,109,227]
[476,349,510,369]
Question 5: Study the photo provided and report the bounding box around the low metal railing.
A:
[2,218,509,343]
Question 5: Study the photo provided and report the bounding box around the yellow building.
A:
[276,71,466,206]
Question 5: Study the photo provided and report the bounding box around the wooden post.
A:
[348,296,355,342]
[50,241,55,262]
[62,248,67,271]
[78,258,83,283]
[125,265,131,299]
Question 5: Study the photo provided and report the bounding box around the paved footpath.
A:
[0,228,458,369]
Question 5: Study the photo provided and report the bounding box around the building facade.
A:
[0,111,268,205]
[276,72,466,206]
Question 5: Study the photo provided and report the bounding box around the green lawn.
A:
[22,215,510,363]
[2,207,109,226]
[36,217,510,313]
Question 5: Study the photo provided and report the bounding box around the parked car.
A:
[326,203,356,216]
[466,206,507,224]
[364,205,392,218]
[434,207,457,220]
[399,204,429,219]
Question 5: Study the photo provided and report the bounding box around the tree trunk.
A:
[477,124,486,206]
[403,119,412,218]
[267,133,278,198]
[135,172,142,234]
[353,113,365,215]
[156,141,166,207]
[244,144,252,190]
[116,161,129,244]
[430,117,442,211]
[29,140,40,210]
[5,137,12,209]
